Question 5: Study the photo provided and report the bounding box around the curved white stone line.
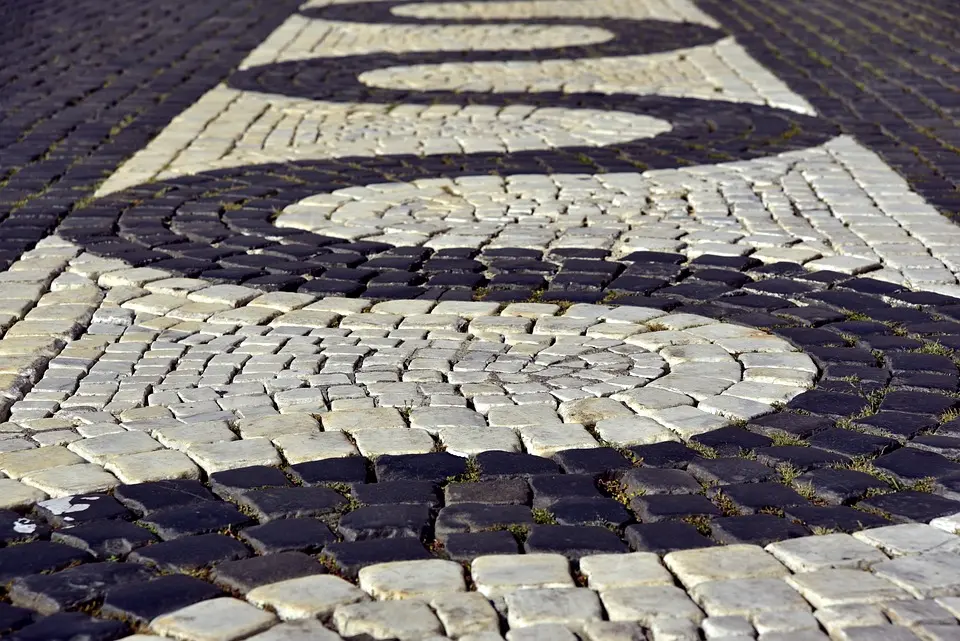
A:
[359,37,815,116]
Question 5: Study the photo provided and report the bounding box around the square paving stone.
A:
[320,538,432,579]
[710,514,810,546]
[475,450,561,477]
[857,491,960,523]
[691,427,773,457]
[717,482,810,514]
[9,562,156,615]
[504,587,603,632]
[373,452,467,483]
[430,592,500,638]
[239,517,336,554]
[288,456,369,485]
[139,502,252,540]
[332,600,443,640]
[872,552,960,598]
[236,486,346,522]
[113,479,217,515]
[22,463,120,498]
[795,468,890,505]
[529,474,602,507]
[854,412,937,441]
[209,465,292,500]
[619,467,701,495]
[687,457,777,485]
[188,439,282,474]
[788,391,870,418]
[128,533,251,572]
[626,441,702,469]
[523,525,627,559]
[8,613,127,641]
[880,391,957,415]
[550,498,632,528]
[664,544,789,589]
[0,542,91,583]
[51,519,157,558]
[579,553,673,590]
[444,478,531,505]
[836,625,923,641]
[151,597,277,641]
[784,506,891,532]
[883,599,957,627]
[337,503,432,541]
[630,493,722,522]
[471,553,573,598]
[691,577,811,617]
[854,524,960,557]
[624,522,715,554]
[34,493,131,526]
[599,585,703,626]
[874,448,960,483]
[101,574,223,624]
[358,559,465,600]
[785,569,911,608]
[435,503,533,541]
[211,551,325,593]
[552,447,632,476]
[748,413,834,440]
[807,429,898,458]
[754,446,849,471]
[443,531,520,561]
[766,533,889,572]
[246,574,369,621]
[351,480,441,508]
[0,446,85,479]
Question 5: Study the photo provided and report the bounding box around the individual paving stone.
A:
[273,431,359,464]
[529,473,601,506]
[687,457,777,485]
[114,479,216,515]
[858,491,960,523]
[67,431,162,464]
[435,503,533,541]
[238,414,320,439]
[358,559,465,600]
[238,620,342,641]
[504,587,603,632]
[475,451,561,477]
[815,603,890,637]
[188,438,282,474]
[444,531,520,561]
[0,510,47,545]
[550,497,631,528]
[788,391,869,418]
[236,486,345,522]
[702,615,754,639]
[333,600,444,640]
[754,611,822,637]
[211,551,325,593]
[766,533,889,571]
[101,574,223,624]
[836,626,923,641]
[288,456,369,485]
[619,467,701,495]
[106,449,201,484]
[352,427,436,457]
[246,574,369,621]
[624,522,716,554]
[9,562,156,614]
[0,445,84,478]
[0,604,33,636]
[524,524,628,558]
[239,517,336,554]
[883,599,958,627]
[871,552,960,598]
[128,533,250,572]
[352,480,440,508]
[553,447,632,477]
[664,544,790,589]
[716,482,809,514]
[506,622,578,641]
[795,468,889,505]
[873,448,960,483]
[34,493,130,526]
[579,552,674,590]
[338,503,432,541]
[139,502,252,540]
[430,592,500,638]
[151,597,277,641]
[445,478,531,505]
[691,577,811,617]
[321,407,406,432]
[21,463,120,498]
[600,585,704,626]
[7,612,127,641]
[320,538,432,579]
[710,514,810,546]
[853,524,960,556]
[472,553,573,598]
[0,479,47,510]
[785,569,912,608]
[559,397,634,426]
[374,452,466,483]
[51,519,158,558]
[630,492,721,522]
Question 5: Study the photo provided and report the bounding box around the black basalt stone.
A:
[873,448,960,483]
[101,575,223,624]
[50,520,158,558]
[852,411,938,441]
[434,504,534,541]
[351,481,441,508]
[337,503,433,541]
[784,505,889,532]
[880,390,958,415]
[552,447,632,476]
[686,457,777,485]
[748,413,833,439]
[0,511,48,545]
[807,429,898,458]
[444,478,531,506]
[630,494,722,522]
[9,613,127,641]
[34,494,131,527]
[795,468,890,504]
[9,563,155,615]
[857,491,960,523]
[239,517,337,554]
[374,452,467,483]
[235,486,347,522]
[717,482,810,514]
[211,552,325,592]
[691,427,773,455]
[114,479,218,515]
[321,539,432,579]
[549,498,633,528]
[444,531,520,561]
[139,502,252,540]
[624,522,715,554]
[475,451,561,477]
[209,465,292,500]
[128,533,250,572]
[787,390,870,418]
[619,468,701,495]
[288,457,369,485]
[0,604,33,636]
[626,441,702,469]
[523,525,627,558]
[0,542,91,583]
[710,514,809,545]
[528,474,602,507]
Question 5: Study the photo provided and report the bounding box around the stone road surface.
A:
[2,0,960,639]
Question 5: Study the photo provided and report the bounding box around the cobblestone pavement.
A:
[3,0,960,639]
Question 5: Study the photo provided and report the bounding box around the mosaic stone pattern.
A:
[1,0,960,639]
